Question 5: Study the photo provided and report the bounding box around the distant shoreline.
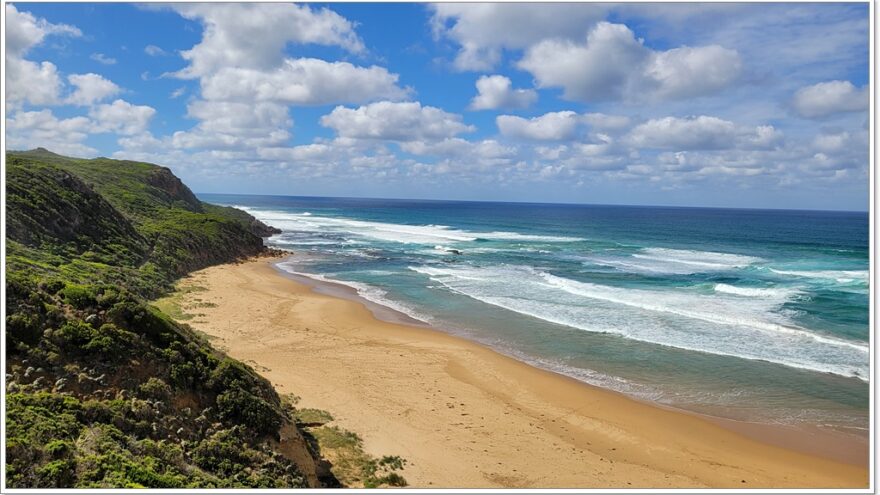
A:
[168,255,867,488]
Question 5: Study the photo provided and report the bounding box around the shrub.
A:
[216,388,283,437]
[191,429,254,477]
[61,285,98,309]
[54,321,95,348]
[138,378,171,401]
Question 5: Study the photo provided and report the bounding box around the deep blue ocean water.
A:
[202,194,870,430]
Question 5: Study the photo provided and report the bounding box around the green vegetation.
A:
[294,409,408,488]
[5,150,319,488]
[152,284,209,321]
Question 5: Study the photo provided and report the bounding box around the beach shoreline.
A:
[170,255,869,488]
[271,258,869,466]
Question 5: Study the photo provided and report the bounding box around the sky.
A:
[4,2,871,211]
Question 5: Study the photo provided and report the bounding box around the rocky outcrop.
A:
[146,167,203,212]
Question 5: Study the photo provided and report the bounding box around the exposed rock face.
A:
[249,218,283,237]
[146,167,203,212]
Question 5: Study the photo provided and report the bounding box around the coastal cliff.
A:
[4,149,317,488]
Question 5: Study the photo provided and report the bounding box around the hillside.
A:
[3,150,342,488]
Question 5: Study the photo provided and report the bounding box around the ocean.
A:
[201,193,870,433]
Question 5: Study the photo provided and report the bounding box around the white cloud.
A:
[6,109,96,156]
[813,131,852,153]
[626,115,781,150]
[89,99,157,136]
[518,22,648,102]
[172,3,364,78]
[643,45,741,100]
[200,58,408,105]
[5,5,81,107]
[321,101,474,141]
[117,132,165,153]
[90,52,117,65]
[171,101,292,150]
[6,58,65,106]
[5,4,81,57]
[257,144,333,162]
[469,75,537,110]
[399,138,515,160]
[170,87,187,99]
[806,130,868,172]
[496,111,580,141]
[161,2,410,161]
[791,80,868,118]
[144,44,167,56]
[518,22,741,103]
[430,3,607,71]
[583,113,631,131]
[66,73,121,106]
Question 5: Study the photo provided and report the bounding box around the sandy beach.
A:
[167,255,868,488]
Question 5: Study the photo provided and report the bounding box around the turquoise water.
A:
[203,194,870,431]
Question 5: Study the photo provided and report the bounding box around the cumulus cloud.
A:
[89,99,157,136]
[813,131,853,153]
[399,138,515,160]
[5,109,96,156]
[117,132,166,154]
[469,75,537,110]
[171,101,292,150]
[5,4,81,107]
[583,113,631,131]
[791,80,868,118]
[496,111,580,141]
[518,22,647,102]
[625,115,781,150]
[172,3,364,78]
[518,22,741,103]
[5,4,81,57]
[321,101,474,141]
[430,3,607,70]
[66,73,121,106]
[257,143,334,162]
[6,58,65,106]
[200,58,408,105]
[160,2,410,163]
[643,45,741,100]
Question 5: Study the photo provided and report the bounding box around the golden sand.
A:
[170,256,868,488]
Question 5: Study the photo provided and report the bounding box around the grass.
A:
[301,414,407,488]
[151,284,208,321]
[293,408,335,426]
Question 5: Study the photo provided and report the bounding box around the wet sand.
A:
[168,256,868,488]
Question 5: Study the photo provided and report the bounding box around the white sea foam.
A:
[480,231,582,242]
[587,248,763,275]
[238,206,583,245]
[433,245,462,254]
[276,262,431,323]
[769,268,869,284]
[713,283,801,298]
[587,247,762,275]
[410,264,868,380]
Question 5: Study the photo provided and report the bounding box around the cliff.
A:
[4,150,322,488]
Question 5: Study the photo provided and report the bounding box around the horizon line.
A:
[195,191,870,215]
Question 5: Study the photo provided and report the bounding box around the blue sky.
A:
[5,2,870,210]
